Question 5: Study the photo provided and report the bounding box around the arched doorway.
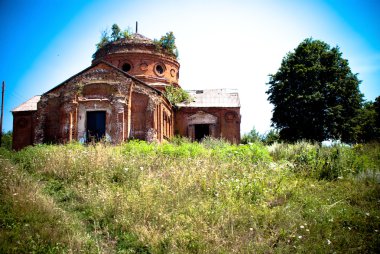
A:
[187,111,218,141]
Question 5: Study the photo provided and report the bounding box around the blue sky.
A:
[0,0,379,134]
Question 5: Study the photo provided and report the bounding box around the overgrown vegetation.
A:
[0,131,12,150]
[0,140,379,253]
[96,24,132,49]
[164,85,192,105]
[153,31,179,58]
[95,24,179,59]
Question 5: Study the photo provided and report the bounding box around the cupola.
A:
[92,33,180,90]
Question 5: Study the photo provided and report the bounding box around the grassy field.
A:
[0,139,379,253]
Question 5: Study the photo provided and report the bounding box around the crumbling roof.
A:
[128,33,154,44]
[177,89,240,108]
[104,33,154,46]
[12,95,41,112]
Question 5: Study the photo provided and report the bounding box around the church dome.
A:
[92,33,180,90]
[92,33,156,59]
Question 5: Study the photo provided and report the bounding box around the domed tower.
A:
[92,33,180,91]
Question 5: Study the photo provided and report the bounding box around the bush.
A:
[0,131,12,150]
[164,86,192,105]
[153,31,178,58]
[268,141,378,180]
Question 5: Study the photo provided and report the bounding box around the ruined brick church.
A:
[12,33,241,150]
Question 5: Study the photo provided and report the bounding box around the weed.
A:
[0,141,379,253]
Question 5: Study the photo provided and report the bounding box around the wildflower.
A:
[249,228,253,231]
[327,239,331,245]
[300,225,305,229]
[298,235,302,239]
[365,212,370,216]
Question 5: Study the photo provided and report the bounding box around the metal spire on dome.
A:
[136,21,138,34]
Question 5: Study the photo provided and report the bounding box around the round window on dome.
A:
[155,64,165,76]
[122,63,132,72]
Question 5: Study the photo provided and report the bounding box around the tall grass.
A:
[268,141,379,180]
[0,140,379,253]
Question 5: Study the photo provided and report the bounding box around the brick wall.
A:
[12,111,36,150]
[175,107,241,144]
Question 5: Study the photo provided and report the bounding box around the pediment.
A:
[188,111,217,125]
[81,83,118,98]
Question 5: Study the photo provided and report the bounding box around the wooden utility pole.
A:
[0,81,4,147]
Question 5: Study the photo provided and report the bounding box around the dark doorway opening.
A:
[86,111,106,142]
[194,124,209,141]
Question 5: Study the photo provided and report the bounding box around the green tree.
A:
[154,31,178,58]
[96,24,133,50]
[374,96,380,129]
[262,129,280,145]
[241,127,262,144]
[267,38,363,143]
[111,24,121,41]
[1,131,12,150]
[96,30,110,49]
[354,101,378,142]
